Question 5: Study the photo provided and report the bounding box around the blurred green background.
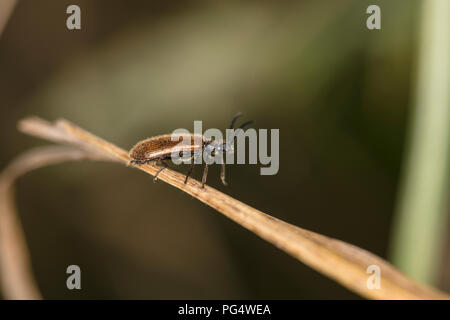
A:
[0,0,449,299]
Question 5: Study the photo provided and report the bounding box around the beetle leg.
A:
[184,153,201,184]
[201,163,209,188]
[153,160,168,182]
[220,162,228,186]
[184,162,195,184]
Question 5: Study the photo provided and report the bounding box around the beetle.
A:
[129,113,253,188]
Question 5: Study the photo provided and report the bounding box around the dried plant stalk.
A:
[6,116,450,299]
[0,0,16,38]
[0,146,111,299]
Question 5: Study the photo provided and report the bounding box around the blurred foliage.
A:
[390,0,450,285]
[0,0,448,298]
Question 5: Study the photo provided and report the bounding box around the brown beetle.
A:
[129,113,253,188]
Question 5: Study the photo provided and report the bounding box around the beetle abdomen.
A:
[129,133,207,162]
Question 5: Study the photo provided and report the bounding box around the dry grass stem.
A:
[3,116,449,300]
[0,146,111,299]
[0,0,16,39]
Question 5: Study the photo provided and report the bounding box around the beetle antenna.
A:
[229,112,242,129]
[238,120,254,130]
[226,113,253,143]
[229,120,255,142]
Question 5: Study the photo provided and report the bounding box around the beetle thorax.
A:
[205,140,234,157]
